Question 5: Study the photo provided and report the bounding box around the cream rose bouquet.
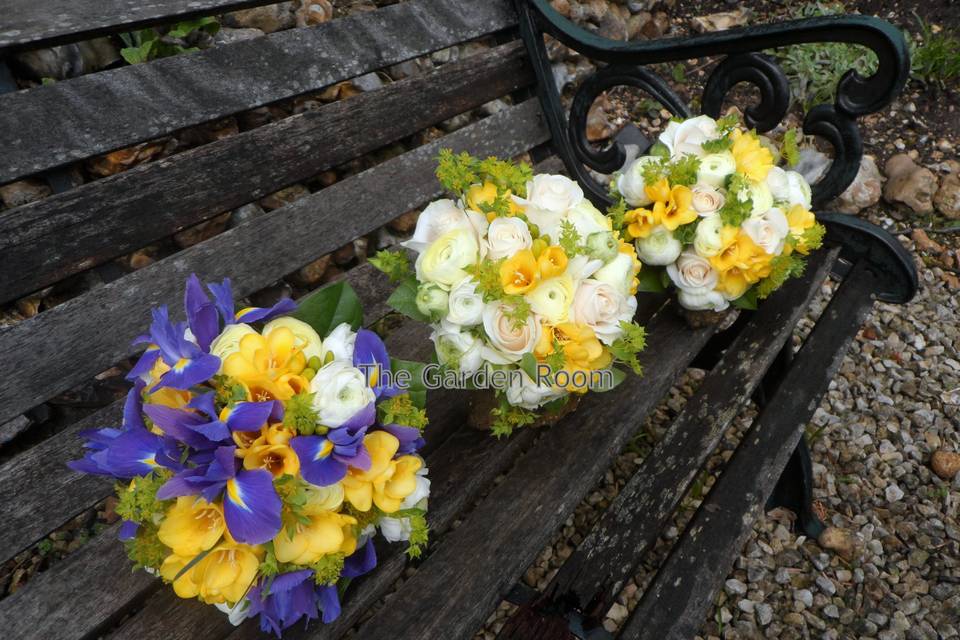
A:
[614,114,826,314]
[372,152,647,437]
[70,276,430,636]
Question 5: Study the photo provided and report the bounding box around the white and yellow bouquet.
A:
[614,114,825,312]
[372,152,646,437]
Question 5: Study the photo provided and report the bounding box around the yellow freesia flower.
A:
[624,206,659,239]
[785,204,817,255]
[657,184,697,231]
[158,496,225,557]
[222,326,310,402]
[619,240,643,295]
[537,323,612,391]
[731,129,774,182]
[242,443,300,477]
[537,246,568,279]
[273,511,358,565]
[161,542,262,604]
[341,432,423,513]
[716,267,750,300]
[627,178,697,234]
[466,181,523,221]
[709,227,765,274]
[500,249,540,295]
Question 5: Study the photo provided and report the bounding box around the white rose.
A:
[743,207,789,255]
[691,184,725,216]
[697,152,737,188]
[401,199,484,254]
[431,322,484,374]
[749,180,774,216]
[320,322,356,362]
[564,198,611,238]
[415,228,479,289]
[485,217,532,260]
[262,317,324,362]
[666,251,719,293]
[446,277,484,326]
[513,174,584,239]
[526,275,575,324]
[635,226,682,266]
[659,115,719,158]
[209,323,257,367]
[570,279,638,345]
[309,360,375,428]
[592,252,636,297]
[505,370,566,410]
[678,289,730,312]
[616,155,661,207]
[693,214,725,258]
[481,301,542,364]
[215,600,250,626]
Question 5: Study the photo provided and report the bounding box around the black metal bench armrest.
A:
[516,0,910,209]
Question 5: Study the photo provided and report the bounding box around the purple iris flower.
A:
[352,329,401,400]
[200,275,296,326]
[378,423,425,455]
[118,520,140,541]
[246,569,318,637]
[143,394,276,449]
[68,426,179,479]
[290,404,373,487]
[157,445,281,545]
[147,306,221,391]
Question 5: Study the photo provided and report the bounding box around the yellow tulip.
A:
[499,249,540,295]
[341,432,423,513]
[731,129,774,182]
[273,511,358,565]
[537,246,568,279]
[158,497,225,557]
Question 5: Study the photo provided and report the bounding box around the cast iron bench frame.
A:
[0,1,916,638]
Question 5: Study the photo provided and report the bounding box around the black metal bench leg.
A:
[765,438,826,539]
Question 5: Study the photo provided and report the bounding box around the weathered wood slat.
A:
[351,306,716,640]
[621,261,878,640]
[523,248,839,617]
[0,99,549,427]
[0,0,280,50]
[0,0,517,184]
[0,41,533,304]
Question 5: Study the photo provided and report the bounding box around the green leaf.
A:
[731,288,759,310]
[173,547,214,581]
[120,46,146,64]
[292,281,363,337]
[519,353,539,381]
[636,267,666,293]
[390,358,427,409]
[385,277,432,323]
[589,366,627,392]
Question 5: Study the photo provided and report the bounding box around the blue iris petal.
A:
[102,429,168,478]
[290,436,348,487]
[207,278,235,324]
[126,347,161,382]
[247,569,317,637]
[122,381,147,431]
[184,274,220,352]
[317,585,342,624]
[225,401,275,432]
[342,538,377,578]
[223,469,282,545]
[118,520,140,541]
[235,298,297,324]
[352,329,395,398]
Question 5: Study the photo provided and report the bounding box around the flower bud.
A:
[586,230,620,263]
[415,282,449,320]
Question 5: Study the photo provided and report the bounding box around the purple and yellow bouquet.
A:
[70,276,430,636]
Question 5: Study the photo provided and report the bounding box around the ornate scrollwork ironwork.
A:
[701,52,790,133]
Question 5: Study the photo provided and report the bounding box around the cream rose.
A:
[635,226,682,266]
[693,214,724,257]
[565,198,611,238]
[592,252,636,297]
[505,370,566,410]
[616,155,661,207]
[666,250,719,293]
[485,216,532,260]
[320,322,356,362]
[691,184,725,216]
[514,174,584,239]
[209,323,257,367]
[431,322,483,374]
[415,228,478,289]
[570,279,637,345]
[401,199,483,254]
[310,359,375,427]
[446,277,483,326]
[678,289,729,312]
[526,275,575,324]
[697,151,737,188]
[659,115,719,158]
[743,207,789,255]
[262,317,324,362]
[480,301,541,364]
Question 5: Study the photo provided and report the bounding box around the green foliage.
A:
[275,475,314,535]
[545,341,566,375]
[673,220,699,245]
[606,198,627,232]
[476,156,533,196]
[671,63,687,83]
[781,128,801,167]
[370,250,412,283]
[37,539,54,556]
[212,375,249,410]
[259,542,281,578]
[119,17,219,64]
[115,471,171,525]
[715,113,740,135]
[757,254,806,299]
[635,266,667,293]
[435,149,531,198]
[701,135,733,153]
[911,13,960,86]
[404,510,430,559]
[386,277,432,323]
[283,391,320,435]
[609,321,647,375]
[378,393,428,431]
[473,258,505,302]
[666,154,702,187]
[519,353,539,381]
[641,157,668,185]
[720,174,753,227]
[731,287,759,310]
[588,366,626,392]
[292,281,364,336]
[490,394,537,438]
[558,219,582,257]
[801,223,826,251]
[503,295,533,330]
[312,553,346,586]
[389,359,428,409]
[124,522,169,572]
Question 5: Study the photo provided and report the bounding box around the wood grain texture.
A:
[351,306,716,640]
[622,261,878,640]
[531,248,839,615]
[0,41,533,304]
[0,0,279,50]
[0,100,549,426]
[0,0,517,184]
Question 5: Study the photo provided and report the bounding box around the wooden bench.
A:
[0,1,917,638]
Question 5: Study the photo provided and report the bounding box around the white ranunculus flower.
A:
[431,322,484,374]
[526,275,575,324]
[565,254,604,282]
[402,199,483,254]
[302,483,345,513]
[309,360,375,428]
[659,115,719,158]
[678,288,730,312]
[691,184,725,216]
[570,279,637,345]
[415,282,449,319]
[215,600,250,626]
[446,277,483,326]
[766,166,789,201]
[635,225,682,266]
[209,323,257,367]
[592,252,636,297]
[616,155,661,207]
[785,170,812,209]
[485,216,532,260]
[505,370,566,410]
[481,301,542,364]
[666,250,719,293]
[415,228,478,289]
[262,317,324,362]
[320,322,356,362]
[564,198,611,238]
[749,180,774,216]
[693,214,724,257]
[743,207,789,255]
[513,174,584,240]
[697,151,737,188]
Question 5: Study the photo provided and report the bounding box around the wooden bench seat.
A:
[0,0,917,638]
